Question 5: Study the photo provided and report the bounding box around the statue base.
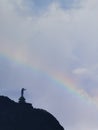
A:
[18,96,26,104]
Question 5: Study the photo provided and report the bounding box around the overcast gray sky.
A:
[0,0,98,130]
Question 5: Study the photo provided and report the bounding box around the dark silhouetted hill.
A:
[0,96,64,130]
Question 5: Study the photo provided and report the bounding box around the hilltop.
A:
[0,96,64,130]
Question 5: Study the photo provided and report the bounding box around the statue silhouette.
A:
[18,88,26,103]
[21,88,26,97]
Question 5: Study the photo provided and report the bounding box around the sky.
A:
[0,0,98,130]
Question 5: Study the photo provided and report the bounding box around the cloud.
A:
[72,68,88,75]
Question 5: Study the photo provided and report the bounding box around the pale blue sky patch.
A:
[12,0,81,15]
[29,0,80,9]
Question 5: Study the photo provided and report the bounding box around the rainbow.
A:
[0,52,98,108]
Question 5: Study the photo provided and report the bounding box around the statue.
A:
[18,88,26,103]
[21,88,26,97]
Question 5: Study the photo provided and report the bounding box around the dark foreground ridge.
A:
[0,96,64,130]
